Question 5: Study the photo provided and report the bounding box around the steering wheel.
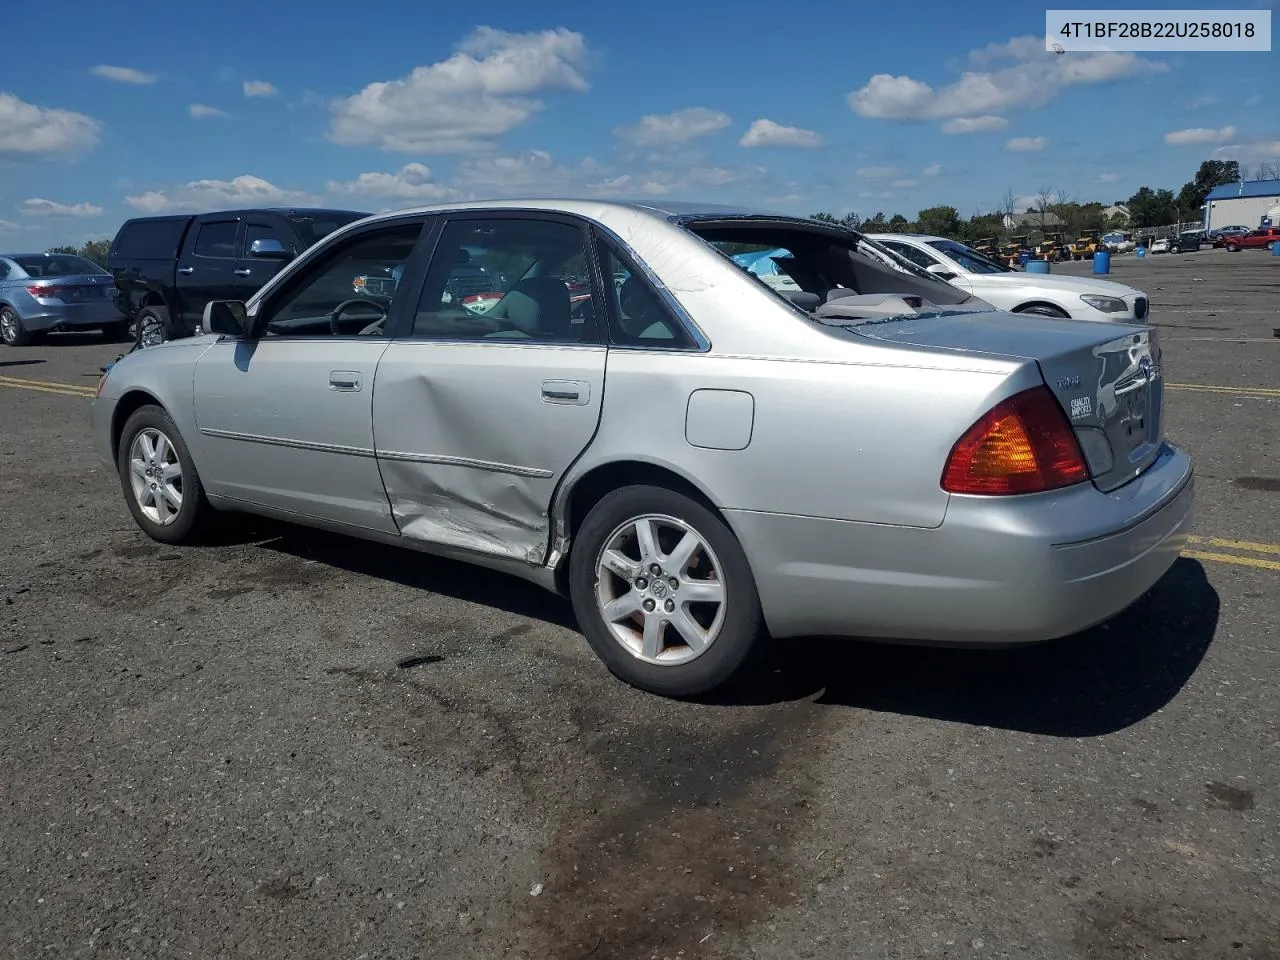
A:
[328,298,387,336]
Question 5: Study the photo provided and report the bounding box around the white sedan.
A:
[867,233,1150,323]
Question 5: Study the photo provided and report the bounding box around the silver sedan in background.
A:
[0,253,129,346]
[90,199,1194,698]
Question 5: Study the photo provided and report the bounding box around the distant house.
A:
[1204,178,1280,230]
[1102,204,1130,224]
[1002,210,1064,231]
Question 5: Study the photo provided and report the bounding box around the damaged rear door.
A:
[372,213,608,564]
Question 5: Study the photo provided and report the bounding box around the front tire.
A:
[117,404,214,544]
[568,484,765,698]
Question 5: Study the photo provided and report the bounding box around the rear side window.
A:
[111,219,188,259]
[193,221,238,259]
[594,235,694,349]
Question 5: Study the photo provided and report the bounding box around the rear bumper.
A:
[23,306,125,333]
[729,441,1194,645]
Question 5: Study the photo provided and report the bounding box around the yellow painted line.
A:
[1187,535,1280,556]
[1168,382,1280,397]
[1183,549,1280,572]
[0,374,97,398]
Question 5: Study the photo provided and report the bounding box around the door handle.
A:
[541,379,589,405]
[329,370,362,392]
[177,266,194,275]
[233,268,251,277]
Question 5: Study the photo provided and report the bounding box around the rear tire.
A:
[1226,244,1239,252]
[568,484,765,699]
[0,306,32,347]
[116,404,214,545]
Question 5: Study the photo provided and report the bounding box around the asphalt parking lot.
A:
[2,246,1277,960]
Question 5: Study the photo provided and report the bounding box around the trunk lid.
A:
[26,274,117,302]
[850,311,1163,492]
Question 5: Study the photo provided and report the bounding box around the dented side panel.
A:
[371,340,607,563]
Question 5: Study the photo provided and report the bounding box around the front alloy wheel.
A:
[117,404,213,544]
[127,427,184,526]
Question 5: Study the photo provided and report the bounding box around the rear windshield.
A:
[290,213,368,248]
[112,219,188,259]
[14,255,109,277]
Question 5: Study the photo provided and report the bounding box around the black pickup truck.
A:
[108,207,368,346]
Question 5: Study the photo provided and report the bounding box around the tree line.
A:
[810,159,1260,241]
[45,239,111,267]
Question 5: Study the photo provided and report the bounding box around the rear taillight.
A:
[942,386,1089,495]
[26,284,57,298]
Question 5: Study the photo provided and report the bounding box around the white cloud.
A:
[891,179,918,188]
[1211,140,1280,164]
[1165,125,1237,145]
[1244,94,1263,107]
[89,65,156,85]
[848,35,1166,124]
[326,163,456,201]
[1006,136,1048,151]
[739,118,823,148]
[0,92,102,155]
[1186,94,1219,109]
[922,163,942,177]
[243,80,278,98]
[124,175,316,213]
[0,219,19,232]
[941,115,1008,134]
[328,27,590,153]
[19,198,103,218]
[1098,172,1120,183]
[189,104,231,119]
[1012,194,1040,211]
[856,165,899,179]
[615,107,731,146]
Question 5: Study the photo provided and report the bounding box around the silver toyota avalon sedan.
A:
[90,199,1195,698]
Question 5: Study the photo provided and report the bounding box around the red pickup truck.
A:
[1225,227,1280,251]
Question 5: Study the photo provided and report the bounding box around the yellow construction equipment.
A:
[1069,229,1105,260]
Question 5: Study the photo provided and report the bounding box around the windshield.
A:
[290,213,368,248]
[925,239,1013,274]
[14,255,109,277]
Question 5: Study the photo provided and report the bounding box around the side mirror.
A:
[926,264,957,280]
[203,300,252,338]
[249,238,292,259]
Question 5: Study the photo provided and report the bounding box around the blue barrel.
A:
[1136,245,1147,258]
[1272,240,1280,256]
[1025,258,1051,274]
[1093,249,1111,274]
[1018,250,1031,265]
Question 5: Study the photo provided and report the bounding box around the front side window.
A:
[257,222,423,337]
[243,222,291,257]
[411,217,600,343]
[193,221,238,259]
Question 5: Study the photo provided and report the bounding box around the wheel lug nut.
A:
[664,599,675,613]
[643,598,656,612]
[649,563,661,575]
[668,578,678,590]
[635,578,648,590]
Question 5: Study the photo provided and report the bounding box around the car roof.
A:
[864,232,951,243]
[350,197,799,223]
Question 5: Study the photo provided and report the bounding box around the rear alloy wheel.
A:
[1014,303,1070,319]
[0,306,32,347]
[117,404,214,544]
[1226,244,1239,252]
[569,485,764,698]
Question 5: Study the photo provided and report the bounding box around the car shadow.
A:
[0,358,46,368]
[718,557,1219,737]
[238,519,577,631]
[228,519,1217,737]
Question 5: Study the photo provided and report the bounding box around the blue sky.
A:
[1,0,1275,250]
